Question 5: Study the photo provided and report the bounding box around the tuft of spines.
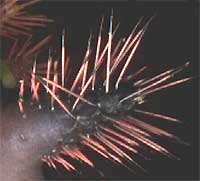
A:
[0,0,52,39]
[15,13,191,174]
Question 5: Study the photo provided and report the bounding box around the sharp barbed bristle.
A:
[134,109,181,123]
[8,38,18,61]
[122,66,147,82]
[24,35,52,59]
[61,28,66,87]
[92,16,104,90]
[17,35,33,57]
[105,9,113,93]
[18,79,25,113]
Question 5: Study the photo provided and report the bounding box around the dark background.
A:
[4,0,199,180]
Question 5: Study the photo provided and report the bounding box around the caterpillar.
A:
[1,1,198,181]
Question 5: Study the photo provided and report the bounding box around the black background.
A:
[4,0,200,180]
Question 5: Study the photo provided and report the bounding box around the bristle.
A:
[105,9,113,93]
[122,66,147,82]
[31,57,40,102]
[92,16,104,90]
[61,28,66,87]
[81,32,92,90]
[18,79,25,113]
[134,109,180,123]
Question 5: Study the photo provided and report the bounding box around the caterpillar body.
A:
[1,1,197,181]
